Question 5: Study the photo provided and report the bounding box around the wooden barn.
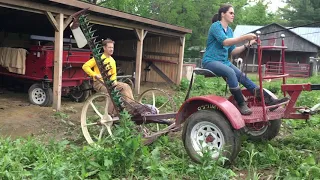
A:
[0,0,192,110]
[234,23,320,75]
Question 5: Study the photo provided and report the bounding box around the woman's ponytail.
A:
[211,14,220,23]
[211,4,232,23]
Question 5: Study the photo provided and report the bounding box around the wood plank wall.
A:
[114,36,180,84]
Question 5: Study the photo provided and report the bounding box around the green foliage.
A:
[279,0,320,26]
[176,75,228,106]
[81,0,285,57]
[0,112,236,179]
[188,151,236,180]
[237,0,277,26]
[3,75,320,179]
[177,77,190,91]
[236,124,320,179]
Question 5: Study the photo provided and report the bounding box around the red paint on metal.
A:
[265,62,310,78]
[0,45,91,88]
[257,35,267,121]
[281,37,286,87]
[276,84,312,119]
[243,106,286,123]
[281,84,312,91]
[175,95,245,130]
[206,135,214,143]
[259,46,287,50]
[263,74,289,79]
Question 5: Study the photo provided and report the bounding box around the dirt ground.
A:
[0,89,83,142]
[0,82,176,142]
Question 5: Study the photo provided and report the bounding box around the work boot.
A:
[254,88,290,111]
[230,87,252,115]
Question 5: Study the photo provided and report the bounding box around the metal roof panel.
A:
[233,24,320,47]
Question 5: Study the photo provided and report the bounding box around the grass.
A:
[1,75,320,179]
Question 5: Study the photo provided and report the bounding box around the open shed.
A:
[234,23,320,65]
[0,0,192,110]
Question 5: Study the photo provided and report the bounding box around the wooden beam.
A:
[134,29,144,95]
[45,11,59,32]
[52,13,64,110]
[177,36,186,84]
[135,29,148,41]
[0,0,73,15]
[179,37,184,46]
[0,3,42,14]
[149,62,175,85]
[144,52,179,58]
[143,31,148,40]
[144,58,178,64]
[49,0,192,34]
[63,16,73,30]
[0,0,187,38]
[134,29,142,41]
[92,15,183,38]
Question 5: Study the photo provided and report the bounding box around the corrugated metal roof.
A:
[234,24,320,47]
[233,25,262,37]
[290,27,320,47]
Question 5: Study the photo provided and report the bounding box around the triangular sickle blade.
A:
[70,22,88,48]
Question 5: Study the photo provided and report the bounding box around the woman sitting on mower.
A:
[202,4,289,115]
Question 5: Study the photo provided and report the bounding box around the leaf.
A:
[303,156,316,165]
[308,166,320,178]
[89,161,101,168]
[86,170,99,177]
[151,147,161,160]
[104,158,113,168]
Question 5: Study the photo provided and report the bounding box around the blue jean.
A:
[203,61,257,93]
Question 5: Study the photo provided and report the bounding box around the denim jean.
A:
[203,61,257,93]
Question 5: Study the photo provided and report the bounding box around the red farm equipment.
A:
[0,43,92,106]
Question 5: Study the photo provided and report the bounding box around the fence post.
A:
[309,57,320,76]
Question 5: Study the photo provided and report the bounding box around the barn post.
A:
[134,29,147,95]
[177,36,186,84]
[46,12,64,110]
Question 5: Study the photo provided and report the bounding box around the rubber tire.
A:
[245,119,282,141]
[28,83,53,107]
[182,110,241,164]
[243,89,282,141]
[69,81,91,102]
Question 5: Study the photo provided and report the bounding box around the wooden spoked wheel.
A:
[137,88,176,113]
[119,77,134,90]
[81,93,118,144]
[137,88,176,143]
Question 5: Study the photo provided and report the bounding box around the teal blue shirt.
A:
[202,21,236,66]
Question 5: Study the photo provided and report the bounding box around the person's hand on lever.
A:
[244,33,257,48]
[245,33,257,41]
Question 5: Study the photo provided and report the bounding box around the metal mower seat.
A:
[192,67,228,97]
[193,68,217,78]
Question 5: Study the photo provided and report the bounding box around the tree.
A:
[78,0,280,57]
[279,0,320,26]
[235,0,277,26]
